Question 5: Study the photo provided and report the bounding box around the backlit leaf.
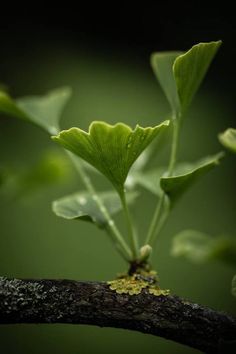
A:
[17,87,72,134]
[160,153,223,204]
[151,52,182,115]
[151,41,221,115]
[173,41,222,114]
[0,87,71,135]
[52,120,169,196]
[219,128,236,154]
[52,190,138,228]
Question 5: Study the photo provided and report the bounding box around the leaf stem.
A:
[145,116,180,249]
[120,189,139,260]
[67,151,132,261]
[145,193,166,245]
[104,228,131,262]
[168,117,180,176]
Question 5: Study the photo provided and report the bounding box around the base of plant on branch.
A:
[108,262,170,296]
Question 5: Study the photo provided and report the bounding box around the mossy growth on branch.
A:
[107,263,170,296]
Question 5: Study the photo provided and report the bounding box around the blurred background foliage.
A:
[0,9,236,354]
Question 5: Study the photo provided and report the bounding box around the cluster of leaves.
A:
[0,41,226,280]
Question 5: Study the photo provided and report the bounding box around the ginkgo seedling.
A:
[0,40,223,296]
[52,121,169,259]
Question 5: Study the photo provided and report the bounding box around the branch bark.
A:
[0,277,235,353]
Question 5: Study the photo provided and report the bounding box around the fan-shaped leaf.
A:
[0,87,71,135]
[151,41,221,116]
[151,52,182,115]
[52,120,169,196]
[52,190,138,228]
[219,128,236,154]
[173,41,222,114]
[160,153,223,204]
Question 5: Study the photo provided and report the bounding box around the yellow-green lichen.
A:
[107,268,170,296]
[108,276,148,295]
[148,287,170,296]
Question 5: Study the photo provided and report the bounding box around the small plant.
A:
[0,41,223,295]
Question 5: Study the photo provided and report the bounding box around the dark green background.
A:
[0,11,236,354]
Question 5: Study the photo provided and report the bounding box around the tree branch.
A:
[0,277,235,353]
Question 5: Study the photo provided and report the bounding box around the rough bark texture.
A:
[0,277,236,353]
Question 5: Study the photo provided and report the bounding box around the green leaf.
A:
[84,149,154,178]
[52,120,169,196]
[151,52,182,115]
[17,87,72,134]
[0,87,72,135]
[151,41,221,115]
[128,167,165,196]
[173,41,222,114]
[232,275,236,297]
[160,153,223,204]
[219,128,236,154]
[171,230,236,266]
[52,190,138,228]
